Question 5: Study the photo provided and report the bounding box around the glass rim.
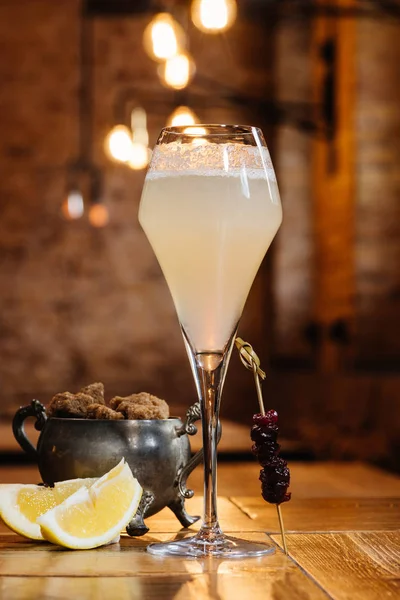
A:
[160,124,262,137]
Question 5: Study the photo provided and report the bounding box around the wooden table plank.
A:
[349,531,400,577]
[0,533,330,600]
[0,570,330,600]
[2,461,399,499]
[0,465,41,485]
[0,576,193,600]
[145,497,253,533]
[5,495,397,538]
[166,461,400,498]
[1,462,400,600]
[0,532,274,577]
[271,531,400,600]
[2,529,399,599]
[231,497,400,532]
[288,462,400,498]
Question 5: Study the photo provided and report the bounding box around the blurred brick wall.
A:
[274,21,313,363]
[356,18,400,367]
[274,16,400,369]
[271,14,400,469]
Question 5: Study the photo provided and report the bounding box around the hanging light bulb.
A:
[88,203,109,228]
[104,125,133,163]
[61,189,84,220]
[167,106,199,127]
[160,52,195,90]
[143,13,186,62]
[128,107,151,170]
[191,0,237,34]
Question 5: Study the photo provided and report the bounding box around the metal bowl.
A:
[13,400,203,535]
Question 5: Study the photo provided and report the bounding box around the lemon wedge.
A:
[38,459,142,550]
[0,477,97,541]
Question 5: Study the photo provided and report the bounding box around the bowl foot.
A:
[168,496,200,528]
[126,490,154,536]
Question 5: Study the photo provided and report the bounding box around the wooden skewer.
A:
[235,336,288,555]
[276,504,288,555]
[252,362,265,416]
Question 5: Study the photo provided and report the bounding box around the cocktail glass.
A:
[139,125,282,557]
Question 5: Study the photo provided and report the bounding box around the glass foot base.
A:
[147,533,275,559]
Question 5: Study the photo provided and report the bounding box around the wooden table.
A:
[1,462,399,599]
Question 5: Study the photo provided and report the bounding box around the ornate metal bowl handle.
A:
[175,401,202,437]
[12,400,47,458]
[175,401,222,499]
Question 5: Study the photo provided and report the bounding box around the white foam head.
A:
[147,142,277,181]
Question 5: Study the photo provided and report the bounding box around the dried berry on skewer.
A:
[251,410,291,553]
[235,337,291,554]
[251,411,291,505]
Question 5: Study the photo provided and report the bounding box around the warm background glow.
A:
[88,203,109,228]
[160,52,195,90]
[191,0,237,33]
[105,125,133,163]
[104,108,150,170]
[167,106,199,127]
[129,143,151,170]
[143,13,185,62]
[61,190,84,220]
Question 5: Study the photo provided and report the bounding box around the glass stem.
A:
[197,353,223,534]
[183,329,236,541]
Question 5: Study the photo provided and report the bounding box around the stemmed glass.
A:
[139,125,282,557]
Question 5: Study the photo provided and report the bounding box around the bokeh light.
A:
[160,52,195,90]
[167,106,199,127]
[143,13,185,62]
[128,143,151,170]
[61,190,84,220]
[104,125,133,163]
[88,203,109,228]
[191,0,237,33]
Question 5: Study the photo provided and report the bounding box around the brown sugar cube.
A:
[47,392,94,418]
[109,396,125,411]
[131,392,167,407]
[132,392,170,419]
[112,392,170,420]
[80,382,105,405]
[117,402,165,420]
[109,393,152,411]
[87,404,124,420]
[47,392,75,417]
